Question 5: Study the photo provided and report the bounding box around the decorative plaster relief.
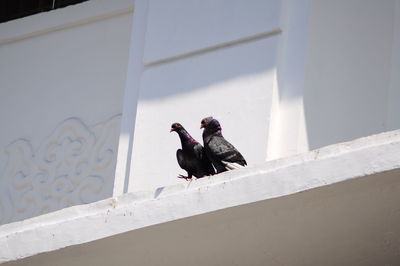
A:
[0,115,121,224]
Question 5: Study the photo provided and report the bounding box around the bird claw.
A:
[177,175,196,181]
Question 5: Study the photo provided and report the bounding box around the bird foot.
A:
[177,175,196,181]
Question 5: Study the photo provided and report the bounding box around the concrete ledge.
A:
[1,129,400,263]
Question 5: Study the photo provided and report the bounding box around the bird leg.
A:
[177,174,196,181]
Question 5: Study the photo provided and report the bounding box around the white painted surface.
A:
[302,0,397,149]
[0,0,133,45]
[127,0,282,192]
[267,0,312,159]
[0,1,133,223]
[0,116,121,225]
[143,0,281,63]
[130,35,278,191]
[5,170,400,266]
[1,129,400,264]
[114,0,149,196]
[269,0,400,157]
[1,0,400,227]
[387,0,400,130]
[0,10,132,146]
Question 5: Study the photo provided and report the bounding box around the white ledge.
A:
[1,129,400,263]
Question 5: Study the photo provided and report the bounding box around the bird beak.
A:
[170,128,174,132]
[200,124,204,129]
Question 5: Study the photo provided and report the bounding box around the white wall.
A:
[268,0,400,158]
[143,0,281,64]
[302,0,399,150]
[0,0,133,224]
[2,0,399,223]
[127,0,281,191]
[387,0,400,131]
[266,0,312,159]
[126,0,400,191]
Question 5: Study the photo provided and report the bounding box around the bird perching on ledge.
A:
[170,123,215,180]
[200,117,247,173]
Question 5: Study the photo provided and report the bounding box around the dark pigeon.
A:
[200,117,247,173]
[170,123,215,180]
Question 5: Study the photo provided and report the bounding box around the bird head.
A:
[170,122,183,133]
[200,116,213,129]
[201,116,222,132]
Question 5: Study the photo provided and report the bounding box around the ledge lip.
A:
[1,129,400,263]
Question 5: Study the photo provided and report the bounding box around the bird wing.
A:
[193,143,204,160]
[208,135,247,165]
[222,161,246,170]
[176,149,187,170]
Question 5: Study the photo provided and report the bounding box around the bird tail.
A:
[222,161,245,170]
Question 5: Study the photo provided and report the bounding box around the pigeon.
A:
[170,122,215,180]
[200,117,247,173]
